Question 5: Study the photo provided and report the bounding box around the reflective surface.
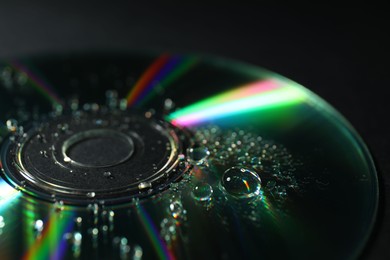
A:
[0,53,378,259]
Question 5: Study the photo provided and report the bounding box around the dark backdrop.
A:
[0,2,389,259]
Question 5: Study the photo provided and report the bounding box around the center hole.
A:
[62,129,134,168]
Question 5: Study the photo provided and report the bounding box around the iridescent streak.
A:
[10,60,64,106]
[136,56,197,107]
[0,181,20,211]
[23,211,75,260]
[168,80,307,126]
[243,180,250,192]
[126,54,171,107]
[137,205,176,260]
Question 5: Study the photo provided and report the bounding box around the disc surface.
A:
[0,53,378,259]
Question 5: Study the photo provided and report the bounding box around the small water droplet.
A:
[164,98,174,111]
[119,99,127,111]
[34,219,44,233]
[90,227,99,248]
[138,182,152,190]
[103,171,113,179]
[54,200,64,212]
[132,244,143,260]
[119,238,131,259]
[108,210,115,222]
[73,232,82,246]
[64,156,71,163]
[87,192,96,198]
[6,119,18,132]
[221,167,262,199]
[169,200,186,220]
[36,134,47,143]
[187,147,210,165]
[40,150,48,158]
[191,183,213,202]
[75,217,82,228]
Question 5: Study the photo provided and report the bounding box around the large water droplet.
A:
[187,147,210,165]
[191,183,213,202]
[221,167,262,199]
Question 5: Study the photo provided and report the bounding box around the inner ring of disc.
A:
[62,129,134,168]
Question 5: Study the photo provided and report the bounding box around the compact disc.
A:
[0,53,378,259]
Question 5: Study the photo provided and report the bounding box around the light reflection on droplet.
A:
[221,167,262,199]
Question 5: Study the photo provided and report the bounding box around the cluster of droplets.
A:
[61,204,119,257]
[63,216,84,258]
[112,237,143,260]
[191,126,299,203]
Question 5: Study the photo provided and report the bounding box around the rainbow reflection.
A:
[167,79,308,127]
[22,210,75,260]
[126,54,196,107]
[137,204,175,260]
[9,60,64,106]
[0,181,20,212]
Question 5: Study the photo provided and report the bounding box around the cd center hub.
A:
[0,111,189,204]
[62,129,135,168]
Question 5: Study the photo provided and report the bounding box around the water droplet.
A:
[34,219,44,233]
[40,150,48,158]
[73,232,82,246]
[69,98,79,111]
[54,200,64,212]
[64,156,71,163]
[132,244,143,260]
[53,104,63,115]
[75,217,82,228]
[103,171,113,179]
[119,99,127,111]
[164,98,174,111]
[36,134,47,143]
[106,90,118,109]
[221,167,262,199]
[118,237,131,258]
[169,200,186,220]
[138,182,152,190]
[87,192,96,198]
[144,111,153,118]
[192,183,213,202]
[108,210,115,222]
[187,147,210,165]
[92,227,99,237]
[6,119,18,132]
[0,216,4,229]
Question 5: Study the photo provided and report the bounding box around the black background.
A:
[0,2,389,259]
